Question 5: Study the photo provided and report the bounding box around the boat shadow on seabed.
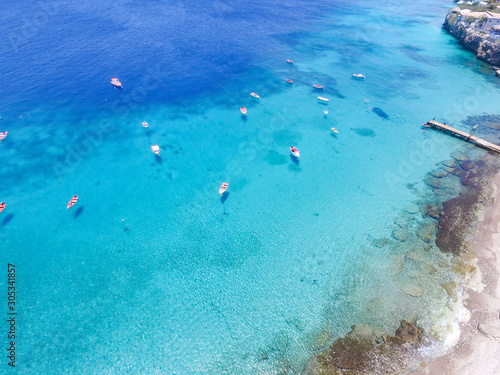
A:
[221,192,230,204]
[73,206,84,219]
[289,154,299,165]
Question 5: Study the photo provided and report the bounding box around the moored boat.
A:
[324,111,328,116]
[313,84,324,89]
[67,195,78,210]
[240,107,247,115]
[286,79,293,84]
[142,121,149,128]
[352,73,365,79]
[151,144,160,156]
[290,146,300,159]
[0,132,7,142]
[287,59,293,64]
[331,127,338,133]
[250,92,260,98]
[219,182,229,196]
[318,96,329,102]
[0,202,6,213]
[111,78,123,88]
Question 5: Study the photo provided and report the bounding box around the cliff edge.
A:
[443,9,500,66]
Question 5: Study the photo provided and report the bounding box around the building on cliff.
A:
[444,7,500,65]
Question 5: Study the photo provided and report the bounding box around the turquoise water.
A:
[2,0,500,373]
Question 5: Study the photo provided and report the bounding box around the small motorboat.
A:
[313,85,324,89]
[0,202,6,213]
[250,92,260,99]
[287,59,293,64]
[290,146,300,159]
[151,145,160,156]
[421,123,431,128]
[331,127,339,133]
[286,79,293,84]
[142,121,149,128]
[111,78,123,88]
[240,107,247,115]
[352,74,365,79]
[219,182,229,196]
[318,96,329,102]
[0,131,7,142]
[324,111,329,116]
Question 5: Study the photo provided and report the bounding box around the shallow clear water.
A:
[1,0,500,373]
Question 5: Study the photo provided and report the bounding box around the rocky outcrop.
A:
[436,156,496,255]
[443,10,500,66]
[301,321,424,375]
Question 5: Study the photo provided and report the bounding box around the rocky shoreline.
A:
[299,119,500,374]
[443,7,500,66]
[301,321,425,375]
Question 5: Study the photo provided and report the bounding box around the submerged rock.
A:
[442,159,457,168]
[442,281,457,302]
[301,321,424,375]
[417,222,437,243]
[372,237,390,248]
[459,161,475,171]
[404,204,420,214]
[421,262,437,274]
[430,169,448,178]
[389,254,405,276]
[424,176,441,189]
[451,151,470,162]
[450,168,467,178]
[392,228,409,242]
[401,284,423,297]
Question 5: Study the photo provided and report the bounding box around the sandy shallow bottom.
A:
[411,172,500,375]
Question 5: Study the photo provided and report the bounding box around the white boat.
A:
[290,146,300,159]
[250,92,260,98]
[352,73,365,78]
[219,182,229,196]
[151,145,160,156]
[323,111,328,116]
[142,121,149,128]
[331,127,338,134]
[318,96,329,102]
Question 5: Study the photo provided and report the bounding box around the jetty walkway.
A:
[423,120,500,154]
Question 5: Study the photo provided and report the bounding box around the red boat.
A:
[313,85,324,89]
[67,195,78,210]
[142,121,149,128]
[287,59,293,64]
[286,79,293,84]
[0,202,6,213]
[240,107,247,115]
[0,132,7,142]
[111,78,123,88]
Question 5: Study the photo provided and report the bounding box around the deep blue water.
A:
[2,0,500,374]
